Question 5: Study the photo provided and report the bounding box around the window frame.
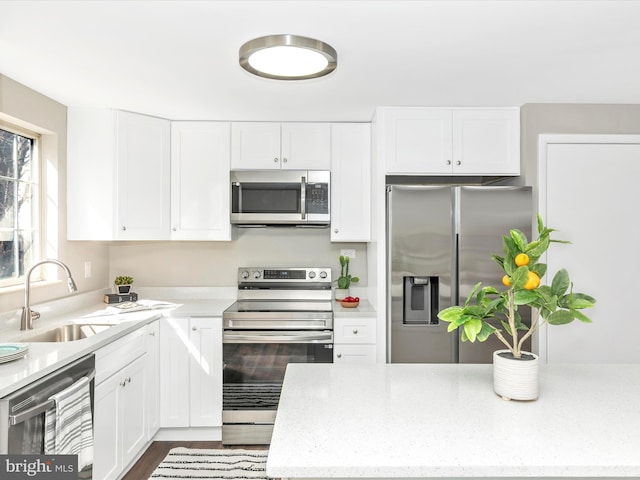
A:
[0,121,41,287]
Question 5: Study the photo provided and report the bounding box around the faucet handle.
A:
[30,310,40,321]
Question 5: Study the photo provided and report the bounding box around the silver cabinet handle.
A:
[149,331,156,336]
[334,229,339,234]
[273,157,279,163]
[456,160,461,165]
[120,380,127,387]
[126,377,131,383]
[121,226,127,231]
[446,160,451,165]
[192,326,197,331]
[172,227,177,231]
[337,353,342,358]
[283,158,288,163]
[353,329,359,334]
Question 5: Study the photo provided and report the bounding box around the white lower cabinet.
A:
[333,316,377,364]
[94,329,148,480]
[159,316,223,428]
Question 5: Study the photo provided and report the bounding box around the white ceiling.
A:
[1,0,640,122]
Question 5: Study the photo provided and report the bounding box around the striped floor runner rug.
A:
[149,448,269,479]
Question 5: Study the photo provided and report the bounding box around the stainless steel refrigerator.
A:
[387,184,532,363]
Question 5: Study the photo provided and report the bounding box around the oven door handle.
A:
[223,331,333,344]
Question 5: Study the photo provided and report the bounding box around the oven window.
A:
[223,342,332,410]
[236,183,301,214]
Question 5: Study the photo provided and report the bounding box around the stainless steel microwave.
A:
[231,170,330,226]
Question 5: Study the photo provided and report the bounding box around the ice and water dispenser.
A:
[403,276,439,325]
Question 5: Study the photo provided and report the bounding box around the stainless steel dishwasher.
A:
[0,353,96,478]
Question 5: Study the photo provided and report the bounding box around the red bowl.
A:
[340,300,359,308]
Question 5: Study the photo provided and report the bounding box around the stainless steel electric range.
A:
[221,267,333,445]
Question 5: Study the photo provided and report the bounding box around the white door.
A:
[116,111,171,239]
[159,317,191,427]
[539,136,640,363]
[189,317,223,427]
[281,123,331,170]
[381,108,452,174]
[120,355,147,466]
[171,122,231,240]
[453,109,519,175]
[93,375,121,480]
[331,123,371,242]
[231,122,281,169]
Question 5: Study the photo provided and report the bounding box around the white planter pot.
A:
[335,288,350,301]
[493,349,539,401]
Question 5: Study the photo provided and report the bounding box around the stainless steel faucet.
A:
[20,259,78,331]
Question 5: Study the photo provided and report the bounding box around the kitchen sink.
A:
[22,323,115,343]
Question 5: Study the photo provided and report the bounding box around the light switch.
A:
[340,249,356,259]
[84,261,91,278]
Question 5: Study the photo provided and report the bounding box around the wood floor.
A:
[122,441,268,480]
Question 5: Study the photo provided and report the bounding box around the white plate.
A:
[0,344,29,363]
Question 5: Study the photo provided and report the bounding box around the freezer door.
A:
[458,186,533,363]
[388,185,455,363]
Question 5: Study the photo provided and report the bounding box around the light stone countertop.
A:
[267,363,640,479]
[0,291,235,398]
[332,298,375,317]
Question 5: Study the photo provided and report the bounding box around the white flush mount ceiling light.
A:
[239,34,337,80]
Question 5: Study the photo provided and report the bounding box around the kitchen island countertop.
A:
[267,363,640,479]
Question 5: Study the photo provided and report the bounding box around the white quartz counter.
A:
[267,363,640,479]
[0,294,234,397]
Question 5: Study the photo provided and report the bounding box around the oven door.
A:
[222,330,333,444]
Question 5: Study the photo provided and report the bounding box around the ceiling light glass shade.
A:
[239,34,337,80]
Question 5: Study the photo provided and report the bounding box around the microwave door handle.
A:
[300,176,306,220]
[232,181,242,213]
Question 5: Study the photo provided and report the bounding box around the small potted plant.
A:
[437,214,596,401]
[114,275,134,295]
[335,255,359,301]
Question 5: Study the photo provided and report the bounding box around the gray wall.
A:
[109,229,367,288]
[0,74,109,315]
[521,103,640,187]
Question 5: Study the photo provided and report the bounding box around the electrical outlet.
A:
[84,261,91,278]
[340,249,356,259]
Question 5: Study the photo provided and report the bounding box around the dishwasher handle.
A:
[8,369,96,426]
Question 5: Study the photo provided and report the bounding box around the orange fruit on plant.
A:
[502,275,511,287]
[515,253,530,266]
[523,271,540,290]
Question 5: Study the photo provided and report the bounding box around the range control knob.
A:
[308,271,316,279]
[319,271,328,279]
[241,270,250,279]
[253,270,262,279]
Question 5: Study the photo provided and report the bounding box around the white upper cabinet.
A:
[231,122,331,170]
[170,122,231,241]
[378,107,519,176]
[67,108,171,240]
[331,123,371,242]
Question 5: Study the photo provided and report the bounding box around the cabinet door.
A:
[231,122,281,169]
[159,317,190,427]
[331,124,371,241]
[116,111,171,239]
[120,355,147,468]
[452,109,520,175]
[381,108,452,174]
[189,317,223,427]
[145,321,160,440]
[281,123,331,170]
[94,374,121,480]
[171,122,231,240]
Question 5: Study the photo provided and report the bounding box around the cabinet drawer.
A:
[334,344,377,364]
[334,317,376,344]
[95,327,147,384]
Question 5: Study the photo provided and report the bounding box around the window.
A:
[0,125,39,285]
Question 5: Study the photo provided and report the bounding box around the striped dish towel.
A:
[44,376,94,471]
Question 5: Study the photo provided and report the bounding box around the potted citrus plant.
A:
[437,214,596,401]
[335,255,359,301]
[114,275,134,295]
